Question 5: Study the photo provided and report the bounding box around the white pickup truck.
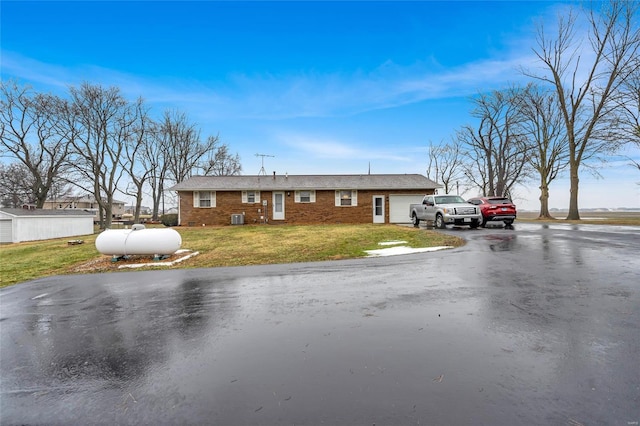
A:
[410,194,482,229]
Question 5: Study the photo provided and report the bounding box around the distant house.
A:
[124,205,152,216]
[0,208,94,243]
[42,195,126,222]
[169,173,441,226]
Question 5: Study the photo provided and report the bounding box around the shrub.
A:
[160,214,178,227]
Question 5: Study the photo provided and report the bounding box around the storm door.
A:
[373,195,385,223]
[273,192,285,220]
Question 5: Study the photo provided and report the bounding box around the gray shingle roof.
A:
[0,208,95,217]
[169,174,441,191]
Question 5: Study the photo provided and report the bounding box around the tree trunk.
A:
[98,205,105,229]
[133,193,142,223]
[34,186,47,209]
[566,159,580,220]
[103,203,113,229]
[538,180,554,219]
[151,183,162,221]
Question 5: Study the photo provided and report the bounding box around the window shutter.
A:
[193,191,200,207]
[211,191,216,208]
[255,191,260,202]
[242,191,247,203]
[310,190,316,202]
[295,191,301,203]
[352,190,357,206]
[335,191,340,206]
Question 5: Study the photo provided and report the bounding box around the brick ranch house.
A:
[169,173,441,226]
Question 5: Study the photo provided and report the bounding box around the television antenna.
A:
[255,153,275,175]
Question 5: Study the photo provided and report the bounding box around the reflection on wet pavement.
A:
[1,223,639,425]
[484,234,518,251]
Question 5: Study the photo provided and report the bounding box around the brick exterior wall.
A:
[178,189,433,226]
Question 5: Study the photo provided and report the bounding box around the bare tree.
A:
[526,1,640,219]
[119,98,151,223]
[67,83,135,229]
[143,120,170,220]
[518,85,570,218]
[147,110,221,219]
[612,55,640,173]
[458,87,532,198]
[0,80,72,208]
[0,162,33,207]
[426,139,466,194]
[48,177,75,207]
[161,110,218,183]
[199,141,242,176]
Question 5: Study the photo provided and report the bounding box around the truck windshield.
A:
[435,195,466,204]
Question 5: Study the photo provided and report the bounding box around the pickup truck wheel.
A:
[412,214,420,228]
[470,220,480,229]
[435,214,446,229]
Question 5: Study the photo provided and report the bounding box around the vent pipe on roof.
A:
[273,171,276,179]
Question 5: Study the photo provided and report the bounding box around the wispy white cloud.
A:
[1,52,73,91]
[275,131,416,163]
[4,2,605,126]
[0,51,227,111]
[218,51,538,119]
[2,39,538,122]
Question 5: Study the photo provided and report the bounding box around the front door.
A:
[272,192,285,220]
[373,195,385,223]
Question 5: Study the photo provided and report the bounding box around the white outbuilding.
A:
[0,208,94,244]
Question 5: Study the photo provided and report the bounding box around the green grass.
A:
[0,224,463,288]
[3,213,638,288]
[0,234,101,288]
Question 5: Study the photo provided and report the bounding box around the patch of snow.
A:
[378,240,407,246]
[118,250,200,269]
[365,246,453,257]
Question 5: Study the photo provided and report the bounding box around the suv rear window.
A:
[487,198,512,204]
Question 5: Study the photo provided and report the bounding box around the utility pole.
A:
[255,153,275,176]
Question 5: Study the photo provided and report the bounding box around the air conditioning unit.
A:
[231,214,244,225]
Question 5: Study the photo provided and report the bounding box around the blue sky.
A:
[2,1,639,210]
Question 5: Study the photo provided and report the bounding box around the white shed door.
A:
[0,219,12,243]
[389,195,425,223]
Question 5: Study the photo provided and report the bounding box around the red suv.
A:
[467,197,517,227]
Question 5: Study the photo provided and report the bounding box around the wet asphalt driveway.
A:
[1,223,639,425]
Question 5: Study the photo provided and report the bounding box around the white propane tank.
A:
[95,224,182,256]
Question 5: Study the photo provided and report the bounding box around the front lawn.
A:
[0,224,463,288]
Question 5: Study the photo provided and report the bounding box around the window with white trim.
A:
[335,190,358,206]
[193,191,215,208]
[242,191,260,203]
[295,190,316,203]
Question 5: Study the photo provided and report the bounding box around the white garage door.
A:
[389,195,425,223]
[0,219,13,243]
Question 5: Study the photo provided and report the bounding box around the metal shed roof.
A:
[169,174,441,191]
[0,208,95,218]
